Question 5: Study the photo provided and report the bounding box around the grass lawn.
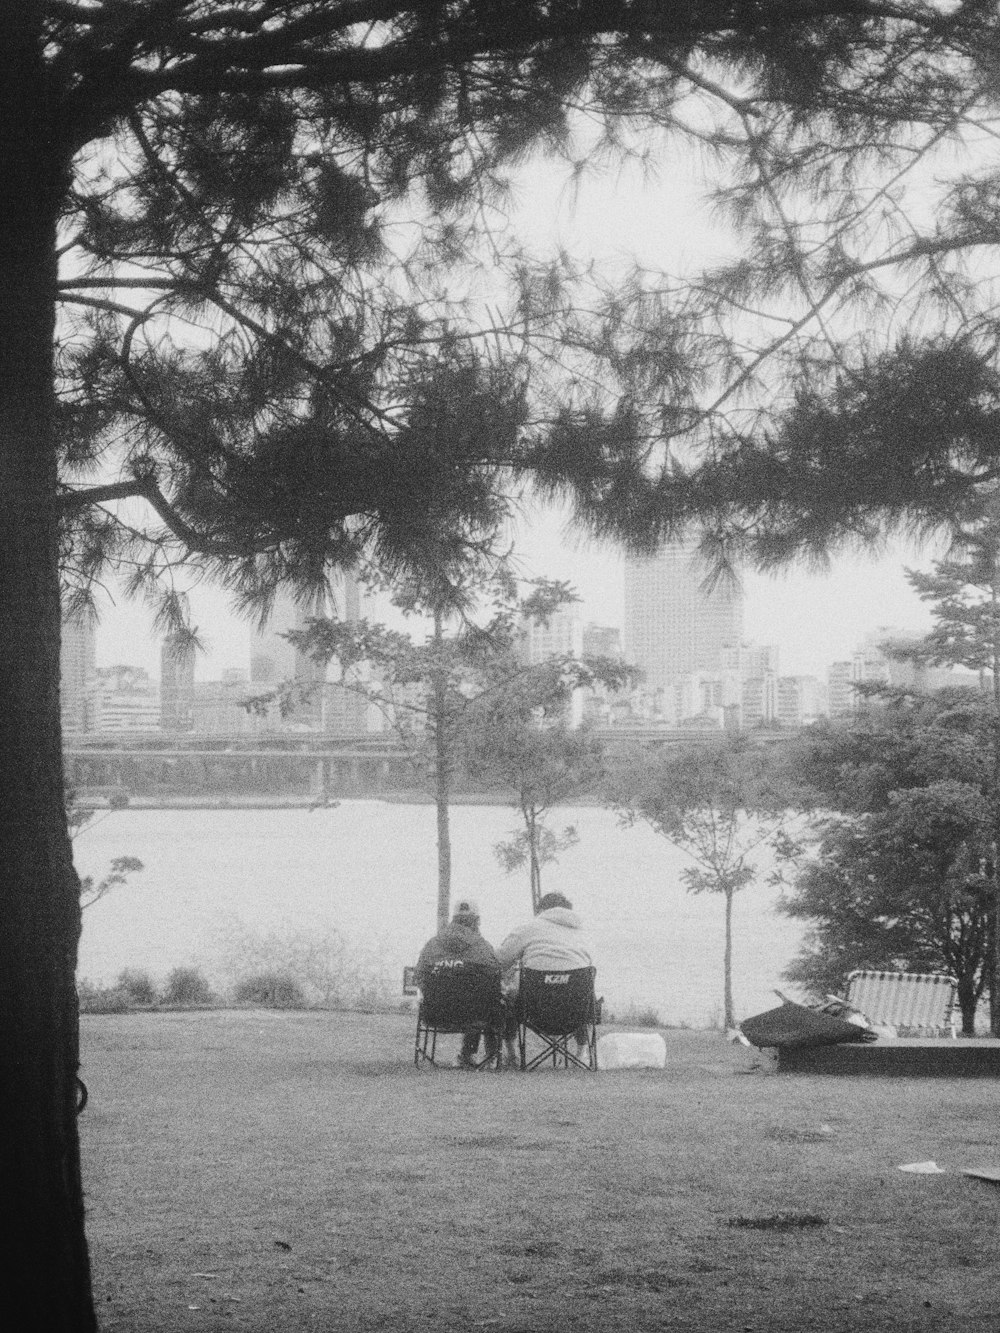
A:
[81,1010,1000,1332]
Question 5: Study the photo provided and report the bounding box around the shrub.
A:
[78,980,130,1014]
[616,1003,663,1029]
[232,971,305,1008]
[214,919,393,1010]
[355,978,397,1013]
[162,965,213,1007]
[115,968,157,1006]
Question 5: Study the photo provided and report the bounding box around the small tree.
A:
[284,570,587,927]
[464,660,626,909]
[613,736,793,1030]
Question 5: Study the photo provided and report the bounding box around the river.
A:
[74,802,805,1027]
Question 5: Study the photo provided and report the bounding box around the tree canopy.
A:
[42,0,1000,622]
[612,735,794,1028]
[782,688,996,1032]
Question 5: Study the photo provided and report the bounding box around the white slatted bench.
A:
[842,970,957,1037]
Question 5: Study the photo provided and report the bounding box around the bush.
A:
[616,1003,663,1029]
[78,980,131,1014]
[232,971,305,1008]
[355,979,398,1013]
[162,966,213,1007]
[214,919,394,1010]
[115,967,157,1006]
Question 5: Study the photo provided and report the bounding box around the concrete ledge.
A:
[776,1037,1000,1077]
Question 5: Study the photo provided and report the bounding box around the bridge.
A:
[64,727,797,800]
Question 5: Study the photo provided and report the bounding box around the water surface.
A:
[75,802,804,1026]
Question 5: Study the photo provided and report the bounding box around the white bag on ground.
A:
[597,1031,667,1070]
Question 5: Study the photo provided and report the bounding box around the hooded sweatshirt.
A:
[495,907,594,974]
[414,919,500,988]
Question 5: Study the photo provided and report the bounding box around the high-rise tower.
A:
[623,541,744,695]
[60,612,96,734]
[160,632,196,731]
[249,570,365,733]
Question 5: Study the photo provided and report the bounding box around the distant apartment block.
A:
[827,660,854,716]
[741,672,778,727]
[61,612,96,734]
[94,665,160,732]
[160,631,196,731]
[249,571,367,734]
[776,675,823,729]
[518,606,585,725]
[741,642,780,678]
[823,628,971,719]
[190,670,272,735]
[581,623,622,659]
[624,542,744,694]
[520,607,583,664]
[578,624,624,725]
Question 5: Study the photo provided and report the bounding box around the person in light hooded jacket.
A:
[495,892,595,1064]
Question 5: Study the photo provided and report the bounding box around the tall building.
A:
[61,612,96,734]
[191,670,271,735]
[776,675,823,728]
[249,571,366,733]
[160,632,196,732]
[624,542,744,695]
[582,623,622,659]
[827,660,854,716]
[94,665,160,732]
[741,673,778,727]
[741,642,780,678]
[520,607,583,664]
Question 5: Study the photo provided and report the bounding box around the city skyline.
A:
[83,526,941,687]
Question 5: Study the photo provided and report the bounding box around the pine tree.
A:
[7,5,1000,1326]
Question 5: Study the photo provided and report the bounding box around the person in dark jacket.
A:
[415,898,502,1067]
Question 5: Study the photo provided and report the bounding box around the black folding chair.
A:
[414,960,504,1069]
[517,966,600,1071]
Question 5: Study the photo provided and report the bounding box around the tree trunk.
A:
[956,977,978,1038]
[989,892,998,1034]
[432,610,451,930]
[991,571,1000,1036]
[723,888,735,1030]
[526,807,542,911]
[0,19,97,1329]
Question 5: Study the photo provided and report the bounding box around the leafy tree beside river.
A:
[781,689,996,1036]
[286,569,627,925]
[612,736,795,1031]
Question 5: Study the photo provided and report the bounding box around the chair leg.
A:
[416,1018,437,1067]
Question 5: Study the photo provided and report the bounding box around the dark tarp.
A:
[741,999,877,1050]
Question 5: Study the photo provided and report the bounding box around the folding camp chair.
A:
[836,970,958,1037]
[517,966,600,1071]
[414,960,504,1069]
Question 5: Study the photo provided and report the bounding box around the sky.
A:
[91,128,951,681]
[92,515,942,683]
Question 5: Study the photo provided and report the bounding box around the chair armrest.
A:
[402,966,419,996]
